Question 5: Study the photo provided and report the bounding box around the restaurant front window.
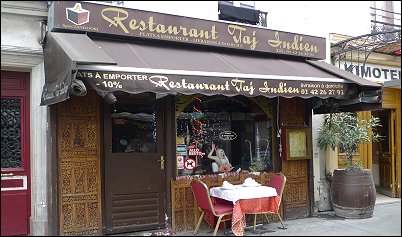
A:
[176,95,273,176]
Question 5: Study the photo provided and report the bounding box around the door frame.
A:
[390,109,396,196]
[372,109,396,197]
[380,88,401,198]
[1,70,31,236]
[101,93,170,234]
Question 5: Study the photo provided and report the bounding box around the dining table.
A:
[210,183,279,236]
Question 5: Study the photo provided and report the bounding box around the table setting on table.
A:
[210,178,280,236]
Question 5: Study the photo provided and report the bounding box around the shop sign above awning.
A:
[48,1,326,59]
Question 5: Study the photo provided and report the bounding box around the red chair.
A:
[191,179,234,236]
[253,173,287,229]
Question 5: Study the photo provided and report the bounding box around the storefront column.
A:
[30,62,50,236]
[313,114,334,212]
[313,27,333,212]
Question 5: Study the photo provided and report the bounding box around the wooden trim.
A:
[171,172,282,232]
[49,104,59,236]
[382,88,400,109]
[381,88,401,197]
[164,95,176,226]
[390,110,396,196]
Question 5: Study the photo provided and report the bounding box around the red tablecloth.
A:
[231,196,280,236]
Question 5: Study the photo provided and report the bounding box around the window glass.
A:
[1,98,22,168]
[379,115,389,153]
[176,95,273,176]
[111,103,156,153]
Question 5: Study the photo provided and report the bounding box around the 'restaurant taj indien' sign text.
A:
[49,1,326,59]
[76,70,348,99]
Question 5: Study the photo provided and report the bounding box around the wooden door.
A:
[104,93,166,234]
[378,110,394,197]
[1,71,30,236]
[390,110,396,196]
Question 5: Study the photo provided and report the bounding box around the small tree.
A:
[317,112,381,170]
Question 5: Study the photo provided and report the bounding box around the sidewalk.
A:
[176,200,401,236]
[116,194,401,236]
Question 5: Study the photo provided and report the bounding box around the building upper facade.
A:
[122,1,399,37]
[120,1,399,67]
[1,1,48,68]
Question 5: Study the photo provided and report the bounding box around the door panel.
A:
[104,94,165,234]
[379,156,392,190]
[377,110,395,197]
[390,110,396,196]
[1,192,28,235]
[1,71,30,236]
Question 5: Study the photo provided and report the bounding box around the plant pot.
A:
[330,169,376,219]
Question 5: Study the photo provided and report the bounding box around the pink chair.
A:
[191,179,234,236]
[253,173,287,229]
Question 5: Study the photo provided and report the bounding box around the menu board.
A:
[283,127,311,160]
[289,131,307,157]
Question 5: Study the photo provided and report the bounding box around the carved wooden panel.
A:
[278,96,309,219]
[280,97,305,126]
[58,91,102,236]
[171,172,282,232]
[282,160,309,219]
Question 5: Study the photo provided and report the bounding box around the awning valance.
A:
[41,32,382,113]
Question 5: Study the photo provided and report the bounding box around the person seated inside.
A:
[207,142,234,173]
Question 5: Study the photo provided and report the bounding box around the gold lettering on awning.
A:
[77,71,348,98]
[268,32,319,54]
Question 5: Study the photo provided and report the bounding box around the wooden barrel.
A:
[330,169,376,218]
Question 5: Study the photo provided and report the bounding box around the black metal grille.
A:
[331,29,401,72]
[1,98,22,168]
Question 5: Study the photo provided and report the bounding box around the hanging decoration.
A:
[191,97,205,143]
[189,97,206,166]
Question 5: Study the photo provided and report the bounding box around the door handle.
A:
[1,173,15,177]
[157,155,165,170]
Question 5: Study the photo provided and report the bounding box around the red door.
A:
[1,71,31,236]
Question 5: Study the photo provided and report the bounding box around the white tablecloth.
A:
[210,185,277,203]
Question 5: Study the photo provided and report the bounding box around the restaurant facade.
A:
[41,2,382,235]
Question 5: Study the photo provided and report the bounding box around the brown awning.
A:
[40,32,116,105]
[41,32,382,113]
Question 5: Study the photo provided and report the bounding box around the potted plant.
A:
[317,112,381,218]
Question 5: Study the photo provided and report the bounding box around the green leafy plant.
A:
[317,112,381,171]
[248,164,260,172]
[248,157,266,172]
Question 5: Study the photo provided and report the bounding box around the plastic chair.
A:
[253,173,287,229]
[191,179,234,236]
